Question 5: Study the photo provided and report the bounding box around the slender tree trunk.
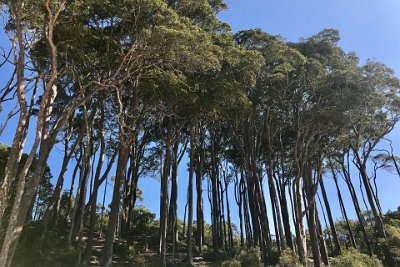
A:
[47,130,82,229]
[339,156,373,256]
[242,180,253,248]
[305,193,322,267]
[265,116,285,251]
[247,177,260,248]
[315,206,329,266]
[234,172,244,249]
[187,125,195,266]
[210,128,220,251]
[0,45,60,265]
[354,155,386,237]
[224,172,233,251]
[68,142,91,243]
[294,176,307,266]
[168,138,179,256]
[0,136,55,267]
[255,171,273,264]
[0,1,28,225]
[319,175,341,255]
[83,107,106,264]
[159,116,172,267]
[100,142,130,267]
[329,161,356,249]
[317,193,333,252]
[99,177,108,237]
[195,128,204,254]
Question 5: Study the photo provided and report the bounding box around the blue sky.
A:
[1,1,400,230]
[219,0,400,75]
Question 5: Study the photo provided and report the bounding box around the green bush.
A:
[380,223,400,265]
[238,247,261,266]
[278,249,301,267]
[331,248,383,267]
[221,259,241,267]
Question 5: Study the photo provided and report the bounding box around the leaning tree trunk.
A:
[329,160,357,249]
[0,1,28,226]
[354,155,386,237]
[315,206,329,266]
[0,2,69,265]
[44,128,82,234]
[339,156,373,255]
[319,174,341,255]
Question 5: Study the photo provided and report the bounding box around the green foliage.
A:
[0,143,10,183]
[277,249,301,267]
[238,247,261,267]
[378,222,400,265]
[331,248,383,267]
[12,221,77,267]
[130,206,158,235]
[220,259,241,267]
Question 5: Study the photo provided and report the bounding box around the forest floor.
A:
[12,224,216,267]
[85,236,216,267]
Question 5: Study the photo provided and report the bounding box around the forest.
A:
[0,0,400,266]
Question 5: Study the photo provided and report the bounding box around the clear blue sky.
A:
[1,1,400,229]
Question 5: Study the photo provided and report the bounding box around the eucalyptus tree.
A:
[348,61,400,238]
[0,0,31,226]
[93,1,222,265]
[0,0,169,265]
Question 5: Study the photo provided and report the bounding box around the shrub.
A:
[331,248,383,267]
[221,259,241,267]
[278,249,301,267]
[238,247,261,266]
[380,223,400,265]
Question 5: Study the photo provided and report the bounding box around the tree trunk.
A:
[168,138,179,257]
[329,161,356,249]
[0,1,28,226]
[195,127,204,254]
[224,171,233,251]
[355,155,386,237]
[294,176,307,266]
[187,125,195,266]
[100,142,130,267]
[83,107,107,264]
[159,116,172,267]
[234,172,245,249]
[319,175,341,255]
[315,206,329,266]
[339,156,373,256]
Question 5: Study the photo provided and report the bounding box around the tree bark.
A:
[100,142,130,267]
[319,174,341,255]
[0,0,28,227]
[186,125,195,266]
[195,128,204,253]
[159,116,172,267]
